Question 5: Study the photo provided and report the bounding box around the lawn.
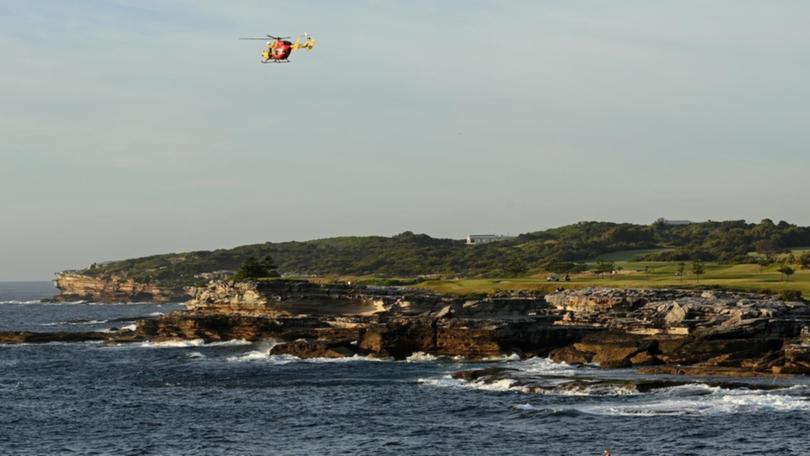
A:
[413,262,810,298]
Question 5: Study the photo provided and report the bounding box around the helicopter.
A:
[239,33,316,63]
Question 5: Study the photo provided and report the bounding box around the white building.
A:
[465,234,515,245]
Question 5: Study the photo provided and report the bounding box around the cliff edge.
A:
[53,272,188,303]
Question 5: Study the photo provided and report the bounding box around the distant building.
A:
[655,218,693,226]
[194,270,236,280]
[465,234,515,245]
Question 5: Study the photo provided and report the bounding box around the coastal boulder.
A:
[270,339,359,359]
[549,345,591,365]
[568,333,657,368]
[358,318,435,359]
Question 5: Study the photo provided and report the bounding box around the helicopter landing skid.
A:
[261,60,290,64]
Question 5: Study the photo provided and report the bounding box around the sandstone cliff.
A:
[185,279,448,316]
[53,272,187,303]
[25,279,810,376]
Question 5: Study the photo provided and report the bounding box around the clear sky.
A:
[1,1,809,280]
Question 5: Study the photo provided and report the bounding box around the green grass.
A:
[411,262,810,298]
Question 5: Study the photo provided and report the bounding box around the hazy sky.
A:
[2,1,809,280]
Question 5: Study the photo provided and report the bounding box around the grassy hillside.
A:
[74,219,810,290]
[414,262,810,299]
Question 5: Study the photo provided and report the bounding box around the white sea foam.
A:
[41,319,110,327]
[514,357,579,375]
[204,339,252,347]
[148,312,164,316]
[187,351,206,359]
[120,324,137,331]
[0,300,44,305]
[138,339,206,348]
[227,349,388,364]
[576,384,810,416]
[544,383,639,397]
[417,375,530,393]
[417,376,466,389]
[480,353,522,362]
[406,352,439,362]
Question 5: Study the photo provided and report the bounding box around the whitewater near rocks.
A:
[4,281,810,454]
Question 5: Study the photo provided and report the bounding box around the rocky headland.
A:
[52,272,187,303]
[8,280,810,377]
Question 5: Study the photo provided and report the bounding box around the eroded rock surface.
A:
[545,288,810,375]
[31,281,810,376]
[54,272,187,303]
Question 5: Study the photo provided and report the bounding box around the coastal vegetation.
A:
[72,219,810,297]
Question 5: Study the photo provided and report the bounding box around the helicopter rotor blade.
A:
[239,37,271,40]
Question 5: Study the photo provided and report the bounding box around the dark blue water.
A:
[2,282,810,455]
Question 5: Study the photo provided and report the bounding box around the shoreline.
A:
[6,280,810,377]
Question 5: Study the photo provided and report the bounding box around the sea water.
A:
[1,282,809,455]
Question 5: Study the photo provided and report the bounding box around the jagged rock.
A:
[433,304,455,319]
[0,331,111,344]
[801,326,810,345]
[657,337,783,365]
[546,288,810,340]
[270,339,359,359]
[115,284,810,376]
[549,346,591,365]
[572,336,654,368]
[785,344,810,364]
[137,313,287,341]
[663,302,687,325]
[629,351,659,366]
[451,367,517,382]
[53,272,186,303]
[358,318,436,359]
[186,279,451,317]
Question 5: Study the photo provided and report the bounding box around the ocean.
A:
[2,282,809,455]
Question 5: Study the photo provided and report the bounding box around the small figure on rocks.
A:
[603,449,612,456]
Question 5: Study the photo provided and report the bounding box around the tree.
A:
[233,255,279,281]
[754,239,778,257]
[800,253,810,270]
[778,265,795,282]
[262,255,281,277]
[676,262,685,281]
[545,260,576,274]
[692,260,705,283]
[783,253,797,265]
[755,256,773,272]
[594,261,616,278]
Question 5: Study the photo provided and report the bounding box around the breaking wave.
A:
[227,348,389,364]
[1,300,47,305]
[406,352,440,362]
[138,339,206,348]
[577,384,810,416]
[227,352,388,364]
[514,357,579,374]
[509,384,810,416]
[417,375,530,393]
[40,319,109,327]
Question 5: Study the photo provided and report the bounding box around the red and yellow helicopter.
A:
[239,33,316,63]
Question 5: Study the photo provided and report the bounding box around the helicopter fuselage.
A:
[262,39,293,62]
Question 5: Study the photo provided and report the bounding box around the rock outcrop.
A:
[545,288,810,375]
[185,280,449,316]
[53,272,187,303]
[29,280,810,376]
